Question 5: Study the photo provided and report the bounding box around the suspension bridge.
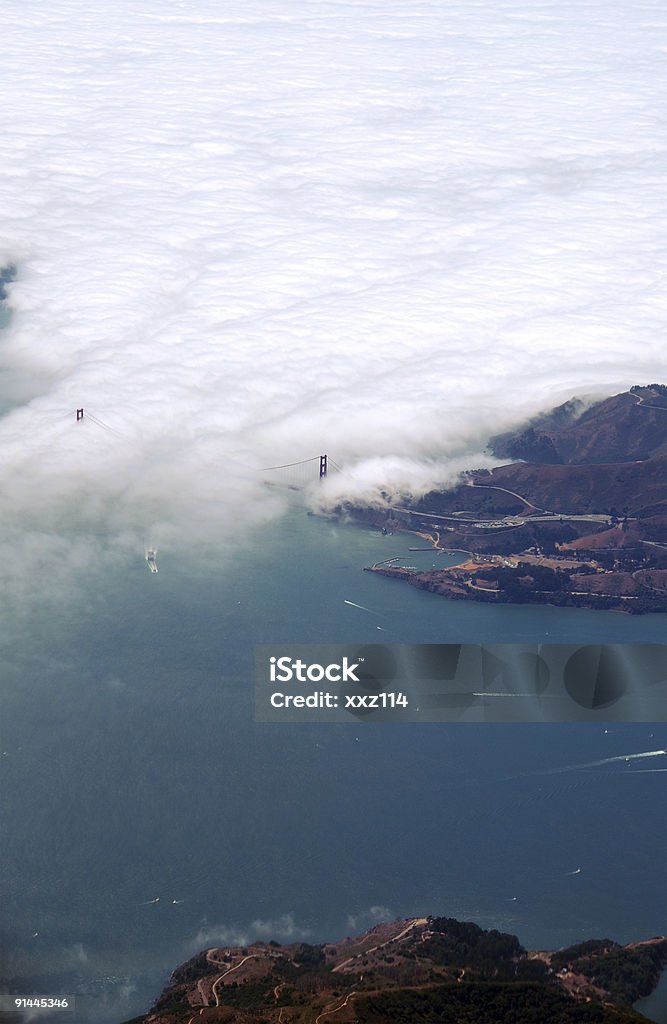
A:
[74,408,344,488]
[260,453,346,487]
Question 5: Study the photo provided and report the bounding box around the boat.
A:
[145,549,158,573]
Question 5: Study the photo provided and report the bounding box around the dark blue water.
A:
[1,510,665,1022]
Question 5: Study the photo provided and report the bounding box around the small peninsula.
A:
[122,915,667,1023]
[357,385,667,613]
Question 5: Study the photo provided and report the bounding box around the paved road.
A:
[391,505,612,528]
[466,481,544,511]
[631,391,667,411]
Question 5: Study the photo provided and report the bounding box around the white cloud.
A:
[345,905,394,933]
[191,913,310,951]
[1,0,665,593]
[67,942,88,965]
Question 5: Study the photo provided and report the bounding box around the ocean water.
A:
[1,509,665,1022]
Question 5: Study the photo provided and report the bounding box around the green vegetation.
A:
[127,916,667,1024]
[356,982,648,1023]
[419,918,525,977]
[215,978,272,1009]
[551,940,619,971]
[294,942,326,966]
[576,943,667,1005]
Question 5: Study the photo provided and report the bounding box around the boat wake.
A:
[343,598,375,614]
[507,749,666,782]
[580,750,667,770]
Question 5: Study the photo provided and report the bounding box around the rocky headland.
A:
[358,385,667,613]
[121,915,667,1023]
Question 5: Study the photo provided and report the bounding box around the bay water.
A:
[1,508,665,1022]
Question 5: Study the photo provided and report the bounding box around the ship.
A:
[145,549,158,573]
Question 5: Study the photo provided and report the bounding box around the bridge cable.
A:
[80,410,125,439]
[260,456,320,472]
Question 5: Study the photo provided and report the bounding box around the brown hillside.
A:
[491,385,667,465]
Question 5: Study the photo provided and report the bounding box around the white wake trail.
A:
[343,599,376,614]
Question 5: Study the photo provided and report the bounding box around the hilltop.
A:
[490,385,667,467]
[121,915,667,1023]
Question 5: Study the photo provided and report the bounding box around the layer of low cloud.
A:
[1,0,665,590]
[190,912,311,951]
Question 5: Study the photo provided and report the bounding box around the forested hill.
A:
[121,915,667,1024]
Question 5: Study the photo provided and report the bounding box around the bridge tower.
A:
[319,454,328,479]
[76,408,84,422]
